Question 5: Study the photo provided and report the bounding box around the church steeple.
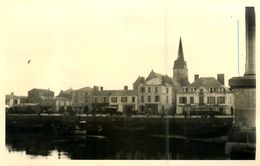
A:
[173,37,189,86]
[173,37,187,69]
[178,37,184,61]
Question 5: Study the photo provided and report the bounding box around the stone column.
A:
[245,7,255,76]
[228,7,256,127]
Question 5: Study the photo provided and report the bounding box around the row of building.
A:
[5,38,234,115]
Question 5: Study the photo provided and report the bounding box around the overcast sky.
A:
[0,0,258,96]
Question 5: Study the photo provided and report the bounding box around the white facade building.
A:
[176,75,234,115]
[136,70,178,114]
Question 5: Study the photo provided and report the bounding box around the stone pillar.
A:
[229,7,256,127]
[245,7,255,76]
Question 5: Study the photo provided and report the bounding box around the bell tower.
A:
[173,37,189,86]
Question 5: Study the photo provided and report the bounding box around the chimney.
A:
[93,86,99,91]
[217,74,225,85]
[244,7,255,76]
[11,92,14,96]
[124,86,128,90]
[100,87,103,91]
[194,74,199,81]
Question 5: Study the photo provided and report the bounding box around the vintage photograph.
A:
[1,0,257,163]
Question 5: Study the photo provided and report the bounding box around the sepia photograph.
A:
[0,0,258,165]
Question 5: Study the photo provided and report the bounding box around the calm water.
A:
[5,131,229,160]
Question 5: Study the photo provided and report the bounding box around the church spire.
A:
[173,37,187,69]
[178,37,184,61]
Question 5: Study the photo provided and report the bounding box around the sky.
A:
[0,0,258,96]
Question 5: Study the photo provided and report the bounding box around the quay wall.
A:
[6,114,234,138]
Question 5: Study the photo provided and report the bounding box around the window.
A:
[148,87,151,93]
[14,99,18,105]
[179,97,187,104]
[190,97,194,104]
[121,97,127,102]
[183,88,188,92]
[141,96,144,102]
[132,97,135,103]
[207,97,215,104]
[155,87,158,93]
[104,97,107,103]
[140,87,145,93]
[94,97,97,103]
[219,88,225,92]
[217,97,225,104]
[167,96,169,103]
[209,88,216,93]
[155,95,160,102]
[166,88,169,94]
[199,96,204,105]
[111,97,117,103]
[148,96,151,102]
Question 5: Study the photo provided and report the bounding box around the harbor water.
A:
[5,130,229,160]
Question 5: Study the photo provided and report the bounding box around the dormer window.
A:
[209,88,215,93]
[182,88,188,92]
[219,88,225,92]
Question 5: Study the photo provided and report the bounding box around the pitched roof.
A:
[162,75,182,87]
[63,88,73,93]
[29,88,54,94]
[188,77,228,90]
[146,70,164,81]
[76,87,93,91]
[134,76,145,84]
[5,95,18,100]
[6,95,28,100]
[144,70,182,87]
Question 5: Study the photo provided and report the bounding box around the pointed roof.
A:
[133,76,145,84]
[173,37,187,69]
[178,37,184,61]
[144,70,182,87]
[76,87,93,91]
[146,70,163,81]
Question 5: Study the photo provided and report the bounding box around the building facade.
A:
[28,88,54,103]
[109,88,138,113]
[136,70,174,114]
[27,88,56,112]
[5,92,28,107]
[71,87,93,112]
[176,74,234,115]
[92,86,138,113]
[55,96,72,112]
[92,86,110,112]
[132,38,189,114]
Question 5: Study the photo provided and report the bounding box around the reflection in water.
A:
[6,131,229,160]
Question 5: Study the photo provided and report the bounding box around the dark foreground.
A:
[6,114,234,138]
[6,130,230,160]
[5,113,239,159]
